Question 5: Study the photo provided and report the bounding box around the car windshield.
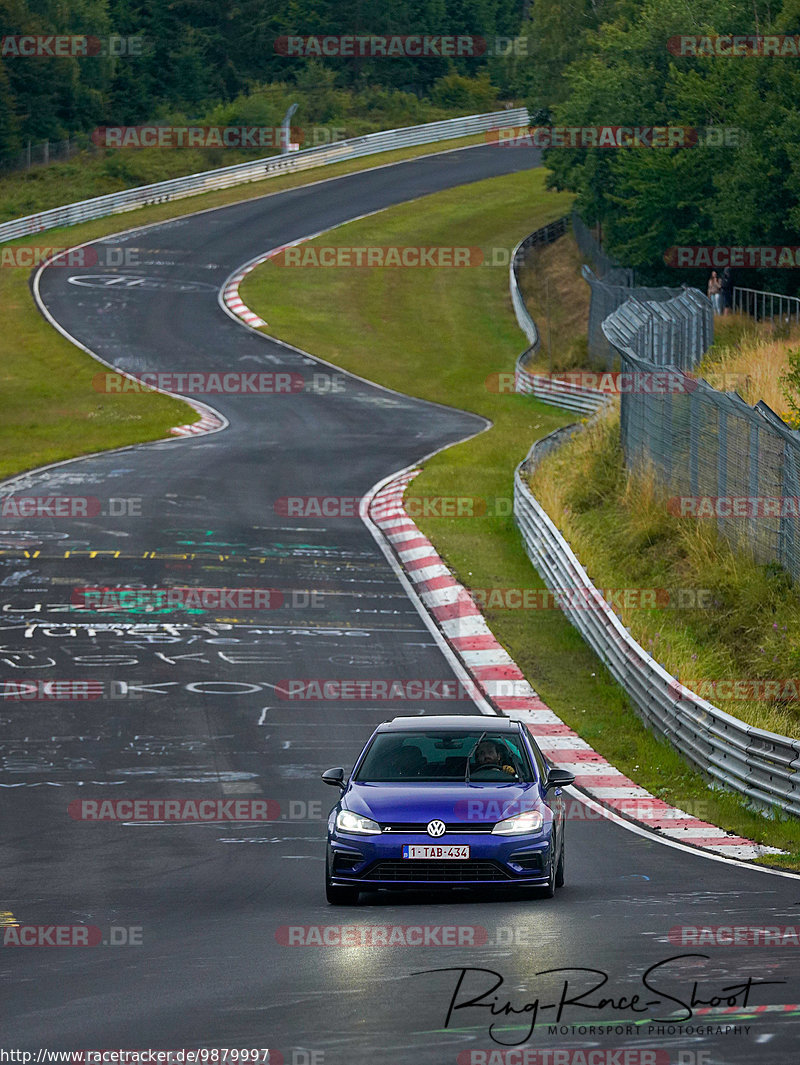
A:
[353,730,535,782]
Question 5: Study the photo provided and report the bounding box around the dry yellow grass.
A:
[698,314,800,422]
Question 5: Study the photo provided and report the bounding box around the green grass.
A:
[240,169,800,867]
[0,132,490,481]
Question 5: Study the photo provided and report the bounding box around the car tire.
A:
[539,845,556,898]
[555,835,565,888]
[325,855,359,905]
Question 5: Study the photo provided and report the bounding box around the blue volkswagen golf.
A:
[322,715,575,904]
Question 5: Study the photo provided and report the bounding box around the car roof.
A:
[377,715,520,733]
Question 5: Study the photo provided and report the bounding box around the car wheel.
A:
[555,835,565,888]
[539,845,556,899]
[325,854,359,905]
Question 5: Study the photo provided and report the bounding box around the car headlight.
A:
[491,810,544,835]
[335,809,381,835]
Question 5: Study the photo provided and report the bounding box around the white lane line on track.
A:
[21,268,229,490]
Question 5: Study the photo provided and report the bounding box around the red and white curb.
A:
[221,236,316,329]
[368,469,783,864]
[222,268,267,328]
[170,409,226,437]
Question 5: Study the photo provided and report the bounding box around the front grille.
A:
[381,822,495,834]
[363,860,511,882]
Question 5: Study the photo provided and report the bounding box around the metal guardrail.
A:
[509,215,609,415]
[514,363,609,415]
[733,285,800,325]
[508,215,569,348]
[515,439,800,816]
[0,108,529,244]
[510,233,800,813]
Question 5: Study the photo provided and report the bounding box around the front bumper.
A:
[327,829,553,888]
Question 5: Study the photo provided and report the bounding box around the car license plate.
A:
[402,845,470,859]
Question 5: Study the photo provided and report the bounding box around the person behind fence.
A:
[720,266,734,315]
[707,270,722,314]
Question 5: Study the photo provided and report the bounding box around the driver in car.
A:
[474,739,516,775]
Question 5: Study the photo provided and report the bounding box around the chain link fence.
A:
[514,213,800,805]
[1,135,92,173]
[603,295,800,583]
[571,210,633,286]
[583,267,680,369]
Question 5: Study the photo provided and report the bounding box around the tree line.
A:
[524,0,800,292]
[2,0,798,293]
[0,0,523,157]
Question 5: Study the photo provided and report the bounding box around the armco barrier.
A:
[509,215,569,347]
[511,221,800,814]
[0,109,528,244]
[514,362,610,415]
[509,216,609,416]
[514,437,800,816]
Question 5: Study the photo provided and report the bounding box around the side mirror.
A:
[321,767,346,789]
[544,768,575,791]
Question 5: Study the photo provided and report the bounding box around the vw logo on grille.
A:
[426,819,446,838]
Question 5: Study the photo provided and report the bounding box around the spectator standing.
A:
[707,270,723,314]
[720,266,734,315]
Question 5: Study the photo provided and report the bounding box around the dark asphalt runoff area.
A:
[1,144,799,1064]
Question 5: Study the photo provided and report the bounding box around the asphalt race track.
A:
[2,144,800,1063]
